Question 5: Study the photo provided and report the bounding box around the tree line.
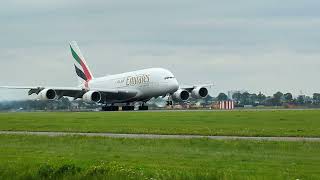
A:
[1,92,320,111]
[0,98,99,111]
[217,92,320,107]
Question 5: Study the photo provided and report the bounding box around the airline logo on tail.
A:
[70,41,93,82]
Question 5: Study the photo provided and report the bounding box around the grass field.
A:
[0,135,319,179]
[0,110,320,137]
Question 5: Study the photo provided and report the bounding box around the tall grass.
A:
[0,135,319,179]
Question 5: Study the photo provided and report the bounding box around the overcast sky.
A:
[1,0,320,100]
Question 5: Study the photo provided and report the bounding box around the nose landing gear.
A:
[166,101,173,106]
[166,94,173,106]
[102,105,119,111]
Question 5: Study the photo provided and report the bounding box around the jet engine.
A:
[83,91,101,103]
[38,89,57,100]
[191,87,208,98]
[173,89,190,101]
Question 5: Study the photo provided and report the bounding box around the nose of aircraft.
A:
[171,78,179,92]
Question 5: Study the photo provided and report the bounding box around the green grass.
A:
[0,110,320,137]
[0,135,319,179]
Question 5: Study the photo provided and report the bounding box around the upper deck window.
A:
[164,76,175,80]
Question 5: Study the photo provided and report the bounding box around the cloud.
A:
[0,0,320,100]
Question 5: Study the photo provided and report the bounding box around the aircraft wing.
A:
[0,86,138,101]
[0,86,84,98]
[179,83,214,92]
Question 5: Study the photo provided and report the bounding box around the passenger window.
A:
[164,77,175,80]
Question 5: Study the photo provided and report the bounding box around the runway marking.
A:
[0,131,320,142]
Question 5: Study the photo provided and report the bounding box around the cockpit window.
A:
[164,76,175,80]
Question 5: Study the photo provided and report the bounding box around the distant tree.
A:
[203,95,214,105]
[305,96,313,105]
[249,93,258,105]
[296,95,305,105]
[272,92,284,106]
[241,92,250,105]
[232,92,242,102]
[217,93,228,101]
[273,92,284,99]
[264,96,274,106]
[60,97,71,110]
[257,92,266,104]
[284,93,293,103]
[313,93,320,104]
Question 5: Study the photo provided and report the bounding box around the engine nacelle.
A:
[173,89,190,101]
[82,91,101,103]
[38,89,57,100]
[191,87,208,98]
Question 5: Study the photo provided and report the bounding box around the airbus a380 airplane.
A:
[1,42,212,111]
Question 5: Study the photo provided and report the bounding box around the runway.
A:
[0,131,320,142]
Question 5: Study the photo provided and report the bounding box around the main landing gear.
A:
[102,105,119,111]
[122,105,135,111]
[138,105,148,111]
[101,103,148,111]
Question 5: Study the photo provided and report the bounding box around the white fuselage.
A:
[87,68,179,103]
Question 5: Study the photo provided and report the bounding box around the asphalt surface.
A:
[0,131,320,142]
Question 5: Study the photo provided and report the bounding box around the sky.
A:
[0,0,320,100]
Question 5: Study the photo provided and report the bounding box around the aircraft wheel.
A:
[122,106,134,111]
[138,106,148,111]
[102,106,119,111]
[111,106,119,111]
[102,106,108,111]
